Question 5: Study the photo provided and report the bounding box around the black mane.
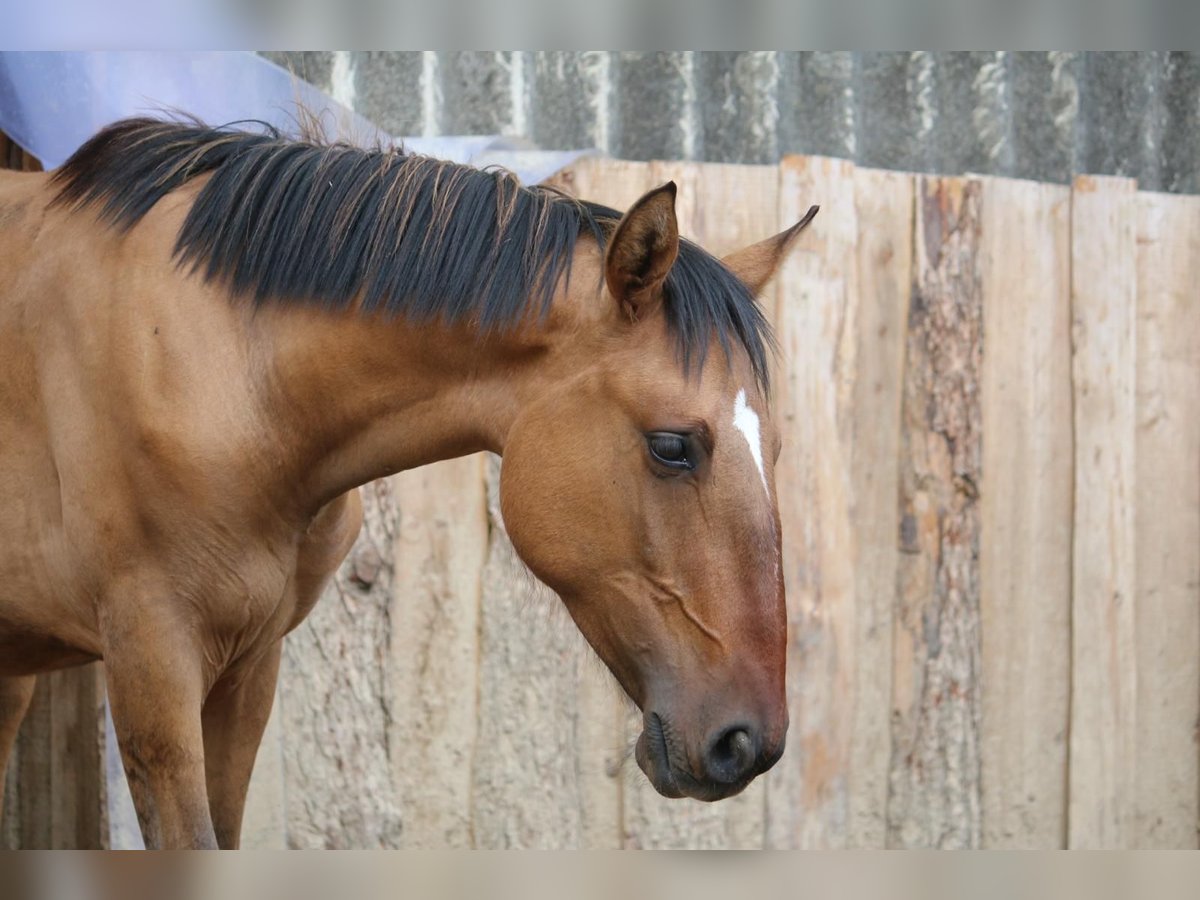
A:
[52,117,773,389]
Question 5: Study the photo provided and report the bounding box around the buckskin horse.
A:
[0,118,817,848]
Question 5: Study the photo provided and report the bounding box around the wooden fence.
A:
[3,155,1198,848]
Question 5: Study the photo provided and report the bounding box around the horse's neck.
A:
[258,304,539,516]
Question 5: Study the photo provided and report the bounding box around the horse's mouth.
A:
[635,712,753,803]
[635,713,684,799]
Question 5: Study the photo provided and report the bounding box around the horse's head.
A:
[499,183,815,801]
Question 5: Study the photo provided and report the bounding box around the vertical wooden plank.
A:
[1,679,110,851]
[551,155,660,213]
[13,679,52,849]
[766,160,914,848]
[1132,191,1200,848]
[278,480,405,848]
[0,738,16,848]
[46,665,107,848]
[978,177,1073,848]
[614,161,779,850]
[0,131,42,172]
[470,456,625,848]
[844,168,913,847]
[764,156,865,848]
[887,176,984,849]
[388,454,488,848]
[1068,175,1138,849]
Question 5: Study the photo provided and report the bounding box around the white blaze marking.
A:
[733,389,769,496]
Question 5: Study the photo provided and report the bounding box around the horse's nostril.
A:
[706,726,758,783]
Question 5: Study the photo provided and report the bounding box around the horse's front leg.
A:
[201,640,281,849]
[102,594,216,849]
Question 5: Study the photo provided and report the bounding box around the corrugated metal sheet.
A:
[263,51,1200,194]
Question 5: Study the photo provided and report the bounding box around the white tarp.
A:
[0,51,588,185]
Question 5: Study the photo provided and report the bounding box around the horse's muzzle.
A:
[635,711,784,802]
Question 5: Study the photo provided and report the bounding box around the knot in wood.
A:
[350,544,383,588]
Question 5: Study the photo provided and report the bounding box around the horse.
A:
[0,118,817,849]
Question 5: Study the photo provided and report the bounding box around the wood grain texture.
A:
[887,176,984,849]
[12,678,52,849]
[277,480,405,848]
[45,666,107,848]
[978,177,1073,848]
[766,159,914,848]
[843,167,913,847]
[1,667,107,849]
[470,455,624,848]
[766,156,858,849]
[552,156,660,213]
[0,131,42,172]
[388,455,488,847]
[1068,175,1138,849]
[0,740,14,847]
[1131,191,1200,848]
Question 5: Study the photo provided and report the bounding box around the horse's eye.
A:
[647,433,694,471]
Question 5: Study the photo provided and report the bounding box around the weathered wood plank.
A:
[764,156,867,848]
[615,161,780,850]
[1068,174,1139,849]
[765,162,910,850]
[844,167,913,847]
[767,159,915,848]
[13,678,52,849]
[3,668,107,850]
[0,735,15,847]
[46,665,107,848]
[470,456,625,848]
[277,480,405,848]
[388,454,488,848]
[887,176,984,849]
[552,155,659,212]
[1067,175,1140,849]
[978,177,1073,848]
[0,131,42,172]
[1131,191,1200,848]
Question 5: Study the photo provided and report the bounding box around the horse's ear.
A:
[605,182,680,322]
[722,205,819,296]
